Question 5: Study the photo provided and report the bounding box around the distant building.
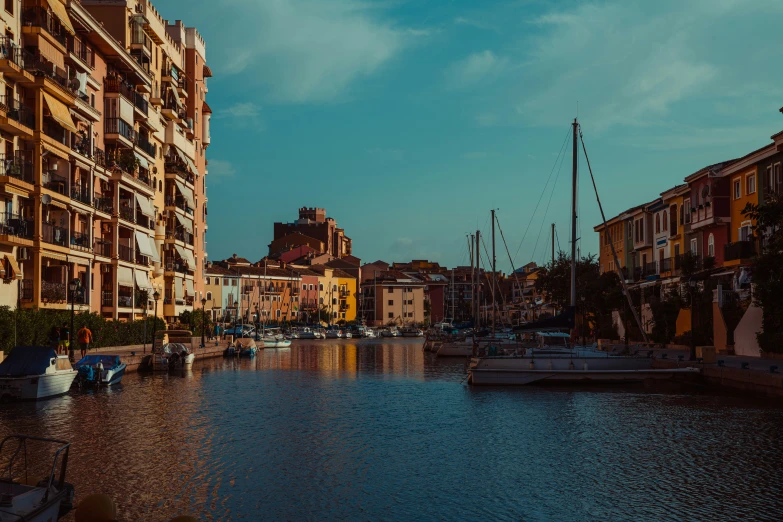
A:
[360,270,426,326]
[270,207,352,259]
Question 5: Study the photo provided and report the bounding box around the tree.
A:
[743,196,783,353]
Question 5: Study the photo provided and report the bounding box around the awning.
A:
[67,255,89,266]
[711,270,736,278]
[134,151,149,170]
[174,276,182,298]
[174,244,196,268]
[134,269,152,290]
[4,255,22,280]
[117,265,133,287]
[134,192,155,219]
[170,86,181,108]
[185,278,194,296]
[47,0,75,35]
[42,92,77,133]
[42,251,67,262]
[175,213,193,233]
[174,146,198,175]
[174,179,195,208]
[134,230,156,258]
[147,236,160,263]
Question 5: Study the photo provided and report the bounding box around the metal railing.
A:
[94,147,106,168]
[94,239,112,257]
[0,151,33,183]
[118,294,133,308]
[105,118,136,142]
[725,241,756,262]
[24,53,76,94]
[138,136,156,157]
[71,183,91,205]
[0,37,30,68]
[20,279,33,300]
[21,6,68,46]
[118,244,134,263]
[118,202,135,222]
[67,37,94,67]
[71,135,92,158]
[135,251,149,266]
[43,171,67,194]
[102,291,113,307]
[42,223,68,247]
[43,119,68,145]
[644,261,658,276]
[0,212,33,239]
[166,229,193,245]
[130,23,152,51]
[93,196,114,214]
[104,77,135,99]
[165,196,192,214]
[133,91,148,115]
[0,96,35,129]
[660,257,672,273]
[70,230,90,250]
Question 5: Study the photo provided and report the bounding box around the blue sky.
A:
[157,0,783,272]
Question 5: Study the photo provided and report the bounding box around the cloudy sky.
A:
[158,0,783,272]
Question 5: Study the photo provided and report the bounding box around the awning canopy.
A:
[147,236,160,263]
[134,231,156,258]
[174,146,198,175]
[42,251,67,262]
[134,269,152,290]
[4,255,22,280]
[174,179,195,208]
[175,213,193,233]
[174,276,182,298]
[134,192,155,219]
[42,92,77,133]
[185,278,194,296]
[174,244,196,268]
[134,151,149,170]
[117,265,133,287]
[47,0,75,35]
[67,255,89,266]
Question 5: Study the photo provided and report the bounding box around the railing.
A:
[67,37,94,67]
[660,257,672,273]
[135,251,149,266]
[339,289,350,297]
[644,261,658,276]
[43,171,67,193]
[71,134,92,158]
[0,151,34,183]
[23,53,76,95]
[71,183,91,205]
[104,77,135,99]
[118,294,133,308]
[0,96,35,129]
[102,291,113,307]
[340,303,350,311]
[94,147,106,168]
[165,196,192,214]
[138,136,156,157]
[133,91,148,115]
[118,244,134,263]
[20,279,33,301]
[43,119,68,145]
[165,261,191,274]
[138,168,151,187]
[725,241,756,262]
[674,255,682,271]
[130,23,152,52]
[42,223,67,247]
[118,203,135,222]
[165,160,194,183]
[70,230,90,250]
[41,280,66,302]
[0,37,31,68]
[94,239,112,257]
[68,289,89,306]
[166,229,193,245]
[21,6,68,46]
[0,212,33,239]
[93,196,113,214]
[130,51,151,74]
[105,118,136,142]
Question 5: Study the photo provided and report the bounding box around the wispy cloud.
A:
[208,160,236,183]
[216,0,426,104]
[215,102,265,130]
[446,50,509,89]
[454,16,499,33]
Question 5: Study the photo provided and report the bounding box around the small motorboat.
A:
[152,343,195,372]
[223,344,240,357]
[73,354,126,387]
[400,327,424,337]
[0,347,77,401]
[262,337,292,348]
[343,331,352,339]
[325,329,341,339]
[237,339,258,357]
[0,435,76,521]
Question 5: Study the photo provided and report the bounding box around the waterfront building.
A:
[334,269,356,323]
[659,184,689,278]
[683,161,734,267]
[595,214,627,275]
[629,202,655,280]
[360,270,426,326]
[296,269,320,323]
[270,207,352,259]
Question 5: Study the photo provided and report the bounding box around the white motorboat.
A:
[293,327,319,340]
[437,337,519,357]
[263,338,292,348]
[380,328,399,337]
[151,343,194,372]
[0,435,75,521]
[343,332,352,339]
[73,354,126,387]
[0,347,77,401]
[325,329,342,339]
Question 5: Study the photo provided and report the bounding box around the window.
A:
[388,312,394,319]
[332,298,337,305]
[662,211,668,232]
[309,284,313,290]
[5,0,13,14]
[388,300,394,305]
[319,283,324,291]
[775,163,782,193]
[223,278,228,285]
[747,174,756,195]
[332,285,337,291]
[333,312,338,318]
[733,179,741,199]
[231,280,236,286]
[654,214,660,234]
[320,297,324,304]
[302,284,306,290]
[690,238,698,254]
[707,234,714,257]
[388,287,394,293]
[739,223,751,242]
[204,277,210,285]
[627,221,632,240]
[683,199,691,224]
[206,291,212,301]
[276,310,281,318]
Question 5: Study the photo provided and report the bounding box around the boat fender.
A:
[75,494,116,522]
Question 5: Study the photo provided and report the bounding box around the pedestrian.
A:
[59,322,70,356]
[77,324,93,359]
[49,326,60,353]
[214,323,220,340]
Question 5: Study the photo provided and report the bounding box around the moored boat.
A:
[400,327,424,337]
[236,338,259,357]
[0,347,77,401]
[152,343,195,372]
[73,354,126,387]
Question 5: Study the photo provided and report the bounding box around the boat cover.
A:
[0,347,56,376]
[513,306,575,332]
[74,355,121,370]
[160,343,190,355]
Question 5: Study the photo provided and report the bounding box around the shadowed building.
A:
[270,207,352,259]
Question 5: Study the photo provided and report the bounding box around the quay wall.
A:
[653,360,783,398]
[91,337,227,373]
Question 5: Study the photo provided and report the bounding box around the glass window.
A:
[708,234,715,257]
[388,300,393,305]
[734,179,741,199]
[747,174,756,194]
[388,312,394,318]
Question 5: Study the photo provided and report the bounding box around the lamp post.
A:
[151,289,160,352]
[201,296,207,348]
[142,292,148,354]
[689,278,697,361]
[68,278,81,362]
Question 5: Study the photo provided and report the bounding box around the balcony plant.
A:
[117,150,140,174]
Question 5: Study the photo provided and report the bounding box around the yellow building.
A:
[594,215,625,275]
[660,184,689,276]
[334,269,357,323]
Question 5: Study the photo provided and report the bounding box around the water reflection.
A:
[1,339,781,521]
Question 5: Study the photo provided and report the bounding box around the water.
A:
[1,339,783,521]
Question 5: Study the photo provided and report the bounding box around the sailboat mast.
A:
[571,119,578,309]
[468,234,474,324]
[491,209,497,337]
[551,223,555,266]
[475,230,480,329]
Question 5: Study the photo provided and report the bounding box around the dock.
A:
[89,337,228,373]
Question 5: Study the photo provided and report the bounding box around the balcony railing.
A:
[0,212,33,239]
[165,196,192,214]
[165,261,190,274]
[130,23,152,52]
[41,280,66,302]
[118,294,133,308]
[105,118,136,143]
[70,230,90,250]
[166,229,193,245]
[67,37,94,67]
[20,279,33,301]
[118,202,135,222]
[104,77,135,100]
[118,244,134,263]
[0,151,34,183]
[42,223,68,247]
[42,171,67,194]
[93,196,114,214]
[725,241,756,262]
[43,119,68,145]
[660,257,672,273]
[135,251,149,266]
[95,147,106,168]
[165,160,194,184]
[94,239,112,257]
[644,261,658,276]
[71,134,92,158]
[23,53,76,95]
[71,183,91,205]
[0,96,35,129]
[0,37,31,68]
[137,136,156,157]
[133,91,148,115]
[22,6,68,46]
[102,291,113,307]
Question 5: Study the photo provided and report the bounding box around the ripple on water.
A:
[1,339,782,521]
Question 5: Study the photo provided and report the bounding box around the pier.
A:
[89,338,228,373]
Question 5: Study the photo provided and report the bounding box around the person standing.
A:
[77,325,93,359]
[49,326,61,353]
[59,323,70,356]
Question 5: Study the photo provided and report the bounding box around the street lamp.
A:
[142,291,148,354]
[201,295,207,348]
[68,278,81,362]
[689,279,697,361]
[151,289,161,352]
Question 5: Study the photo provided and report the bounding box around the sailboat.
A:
[468,119,699,385]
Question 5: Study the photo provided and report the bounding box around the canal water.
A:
[1,339,783,521]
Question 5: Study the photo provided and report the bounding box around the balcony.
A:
[0,96,35,132]
[165,261,191,274]
[340,302,350,311]
[43,119,68,146]
[165,160,194,185]
[0,212,34,240]
[135,250,149,266]
[165,196,193,215]
[24,54,78,100]
[70,230,91,251]
[21,6,68,47]
[0,151,34,184]
[0,38,34,82]
[94,239,112,258]
[644,261,658,276]
[102,291,113,307]
[71,183,91,205]
[20,279,33,301]
[105,118,136,143]
[130,24,152,54]
[41,280,66,303]
[95,148,106,168]
[67,37,94,68]
[42,223,68,247]
[42,171,67,194]
[725,241,756,263]
[137,136,156,158]
[166,228,193,245]
[118,293,133,308]
[93,196,114,215]
[660,257,672,273]
[118,244,134,263]
[71,134,92,159]
[118,201,135,223]
[339,289,351,297]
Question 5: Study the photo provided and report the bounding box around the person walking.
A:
[77,325,93,359]
[59,323,70,356]
[49,326,61,353]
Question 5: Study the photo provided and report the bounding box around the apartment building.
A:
[360,270,426,326]
[0,0,209,323]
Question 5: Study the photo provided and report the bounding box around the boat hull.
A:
[0,372,77,400]
[263,339,292,348]
[102,365,126,386]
